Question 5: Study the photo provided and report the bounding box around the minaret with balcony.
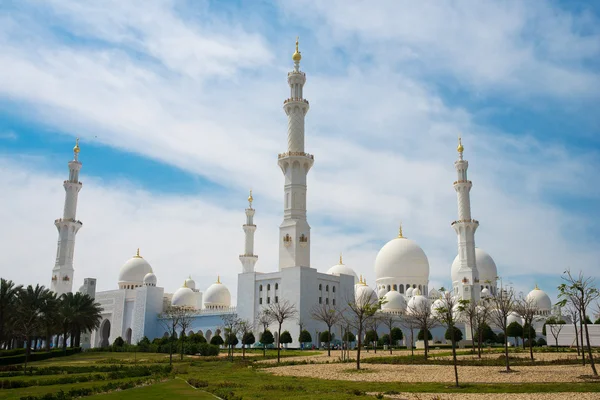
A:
[278,38,314,270]
[451,137,480,302]
[51,138,83,296]
[239,190,258,273]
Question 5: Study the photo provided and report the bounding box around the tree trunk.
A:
[579,310,586,366]
[477,329,482,359]
[470,321,475,355]
[504,329,511,372]
[327,326,331,357]
[180,336,184,361]
[45,328,52,352]
[242,343,245,359]
[23,335,30,372]
[528,328,534,361]
[574,323,580,356]
[389,328,393,355]
[451,327,459,387]
[583,312,598,376]
[62,329,68,351]
[424,327,429,360]
[356,323,363,370]
[277,325,282,363]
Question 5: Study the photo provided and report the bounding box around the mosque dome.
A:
[526,285,552,312]
[354,278,377,306]
[428,288,441,299]
[377,287,388,298]
[171,285,196,308]
[184,276,196,291]
[451,248,497,286]
[430,298,445,317]
[406,287,414,297]
[118,249,153,288]
[143,272,157,287]
[481,287,490,298]
[374,231,429,283]
[407,290,429,315]
[204,277,231,309]
[327,256,359,284]
[507,311,523,326]
[382,290,407,312]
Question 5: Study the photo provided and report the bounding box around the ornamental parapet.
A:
[278,151,314,160]
[451,219,479,226]
[63,180,83,185]
[453,180,472,185]
[287,71,306,77]
[55,218,83,225]
[239,254,258,258]
[283,98,309,105]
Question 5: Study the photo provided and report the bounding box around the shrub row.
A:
[0,363,169,377]
[1,365,172,389]
[18,375,167,400]
[0,348,81,366]
[0,349,26,357]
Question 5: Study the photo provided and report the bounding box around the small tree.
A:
[489,283,516,372]
[344,286,381,369]
[365,329,378,350]
[391,327,403,344]
[158,306,182,365]
[260,329,274,353]
[417,329,433,341]
[113,336,125,347]
[407,295,437,359]
[298,329,312,349]
[558,270,599,376]
[173,306,195,361]
[238,320,253,358]
[381,314,401,354]
[342,330,356,342]
[522,323,536,353]
[474,298,492,358]
[210,334,224,346]
[266,300,298,363]
[458,299,478,354]
[434,291,462,387]
[564,304,581,357]
[280,331,292,348]
[310,302,341,357]
[319,331,332,347]
[545,316,566,350]
[515,295,540,360]
[257,309,274,357]
[507,321,523,347]
[221,314,241,361]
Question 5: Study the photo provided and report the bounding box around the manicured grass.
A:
[1,351,599,399]
[86,378,215,399]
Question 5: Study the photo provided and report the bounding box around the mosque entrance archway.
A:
[125,328,132,344]
[99,320,111,348]
[205,330,213,342]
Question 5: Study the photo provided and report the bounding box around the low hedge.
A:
[0,348,82,366]
[0,349,26,357]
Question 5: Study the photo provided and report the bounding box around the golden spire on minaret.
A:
[292,36,301,62]
[398,222,405,238]
[73,137,80,160]
[134,248,141,258]
[248,189,253,207]
[457,136,464,154]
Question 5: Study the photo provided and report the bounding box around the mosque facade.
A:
[48,41,556,349]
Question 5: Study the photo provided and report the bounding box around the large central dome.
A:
[118,249,153,289]
[451,248,497,288]
[374,235,429,282]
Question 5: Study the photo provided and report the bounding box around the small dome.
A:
[382,290,407,312]
[204,277,231,308]
[526,286,552,311]
[407,292,429,315]
[118,250,153,288]
[406,287,414,297]
[428,288,440,299]
[430,298,445,317]
[143,272,157,286]
[327,258,359,284]
[451,248,497,286]
[171,286,196,308]
[481,287,490,298]
[184,276,196,290]
[507,311,523,326]
[377,287,388,298]
[374,236,429,282]
[354,280,377,307]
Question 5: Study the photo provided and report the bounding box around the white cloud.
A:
[0,1,598,305]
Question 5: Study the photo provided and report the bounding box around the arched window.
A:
[319,284,322,290]
[267,284,271,291]
[399,284,404,294]
[332,286,336,293]
[326,285,329,292]
[275,283,279,290]
[259,285,263,291]
[393,284,397,291]
[333,299,336,306]
[387,285,391,291]
[418,284,422,291]
[325,298,329,305]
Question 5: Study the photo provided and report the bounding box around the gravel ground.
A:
[265,363,596,383]
[378,393,599,400]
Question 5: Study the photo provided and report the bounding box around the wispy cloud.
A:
[0,131,17,140]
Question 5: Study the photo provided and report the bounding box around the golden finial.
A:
[73,137,80,154]
[534,283,539,290]
[457,136,464,154]
[248,189,253,207]
[134,248,142,258]
[183,280,188,288]
[398,222,404,238]
[339,253,343,265]
[217,275,221,284]
[292,36,301,62]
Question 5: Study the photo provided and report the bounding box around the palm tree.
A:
[59,292,102,349]
[58,293,76,350]
[15,284,50,368]
[0,278,22,349]
[39,292,60,351]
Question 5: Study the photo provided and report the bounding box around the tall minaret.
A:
[278,38,314,270]
[239,190,258,273]
[51,138,83,296]
[451,137,480,302]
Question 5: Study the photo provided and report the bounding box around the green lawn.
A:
[86,379,215,399]
[1,351,599,399]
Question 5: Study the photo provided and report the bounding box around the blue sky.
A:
[0,0,599,304]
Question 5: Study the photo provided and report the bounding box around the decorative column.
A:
[278,38,314,270]
[51,138,83,296]
[239,190,258,273]
[451,137,480,303]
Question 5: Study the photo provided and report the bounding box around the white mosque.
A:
[49,40,555,349]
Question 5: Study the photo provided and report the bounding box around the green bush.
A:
[417,329,432,341]
[0,347,81,366]
[537,338,547,346]
[0,348,26,357]
[198,343,220,356]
